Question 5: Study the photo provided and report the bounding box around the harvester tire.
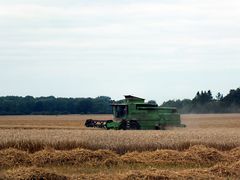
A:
[119,120,127,130]
[129,120,140,130]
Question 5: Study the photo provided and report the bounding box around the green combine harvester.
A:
[85,95,185,130]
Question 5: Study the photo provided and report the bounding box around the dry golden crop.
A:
[0,145,240,179]
[0,127,239,153]
[0,114,239,179]
[1,145,239,168]
[0,114,111,129]
[0,114,239,152]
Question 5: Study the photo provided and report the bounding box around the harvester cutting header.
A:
[85,95,185,130]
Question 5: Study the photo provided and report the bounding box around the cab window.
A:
[114,105,128,118]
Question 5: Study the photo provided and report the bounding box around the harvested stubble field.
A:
[0,114,240,179]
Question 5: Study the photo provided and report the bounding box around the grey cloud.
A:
[0,0,239,102]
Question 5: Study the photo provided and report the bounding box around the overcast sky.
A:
[0,0,239,103]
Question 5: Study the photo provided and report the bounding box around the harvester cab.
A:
[113,105,128,119]
[85,95,185,130]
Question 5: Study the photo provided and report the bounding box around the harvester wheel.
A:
[129,120,140,130]
[119,120,127,130]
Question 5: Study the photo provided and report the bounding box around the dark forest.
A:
[0,88,239,115]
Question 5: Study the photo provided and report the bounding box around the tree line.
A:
[0,87,239,115]
[161,88,240,113]
[0,96,112,115]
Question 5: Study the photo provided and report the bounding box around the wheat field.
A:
[0,114,239,179]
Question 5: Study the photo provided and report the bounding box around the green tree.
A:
[147,100,158,105]
[216,92,223,101]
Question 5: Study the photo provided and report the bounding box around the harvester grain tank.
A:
[85,95,185,130]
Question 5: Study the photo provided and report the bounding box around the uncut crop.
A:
[0,114,240,152]
[0,128,240,153]
[0,114,240,179]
